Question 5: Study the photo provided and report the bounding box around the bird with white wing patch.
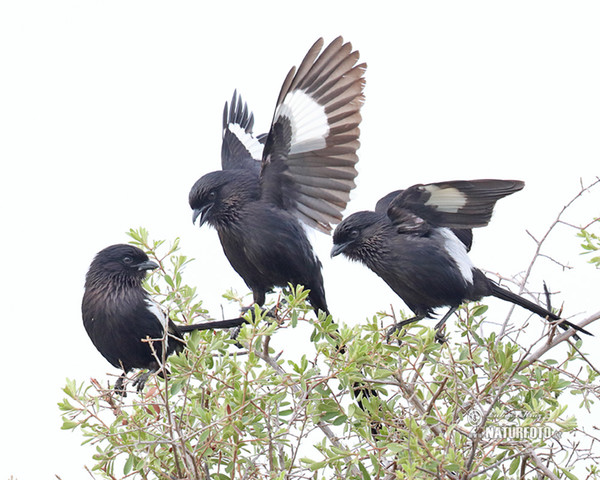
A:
[331,180,592,340]
[82,244,248,395]
[189,36,366,317]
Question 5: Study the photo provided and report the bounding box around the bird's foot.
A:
[386,315,424,344]
[240,304,280,321]
[352,381,382,437]
[434,329,448,344]
[132,371,152,393]
[229,326,244,347]
[233,304,280,345]
[386,323,402,343]
[432,307,456,344]
[114,374,127,397]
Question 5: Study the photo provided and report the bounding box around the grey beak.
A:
[192,209,202,225]
[136,260,159,271]
[192,205,211,226]
[330,243,348,258]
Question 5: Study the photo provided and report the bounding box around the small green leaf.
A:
[560,467,579,480]
[123,455,134,475]
[61,420,79,430]
[509,456,520,475]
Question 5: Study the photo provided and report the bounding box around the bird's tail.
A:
[178,317,248,333]
[489,283,591,337]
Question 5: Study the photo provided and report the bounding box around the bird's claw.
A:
[132,371,151,393]
[386,324,402,344]
[240,304,280,321]
[114,375,128,397]
[434,330,448,344]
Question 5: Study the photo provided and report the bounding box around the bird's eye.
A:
[349,229,360,239]
[123,256,133,264]
[208,191,217,201]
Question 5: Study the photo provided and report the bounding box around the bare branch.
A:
[501,177,600,335]
[253,342,363,478]
[520,311,600,371]
[527,448,560,480]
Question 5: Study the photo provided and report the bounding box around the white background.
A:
[1,1,599,478]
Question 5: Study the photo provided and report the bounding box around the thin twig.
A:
[527,449,560,480]
[462,345,534,477]
[501,177,600,336]
[519,311,600,371]
[253,345,363,478]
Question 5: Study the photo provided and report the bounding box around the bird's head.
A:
[189,170,258,229]
[87,244,158,285]
[331,211,383,261]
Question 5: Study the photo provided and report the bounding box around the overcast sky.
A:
[1,1,599,478]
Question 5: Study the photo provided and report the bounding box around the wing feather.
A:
[260,37,366,233]
[221,90,263,172]
[387,179,525,229]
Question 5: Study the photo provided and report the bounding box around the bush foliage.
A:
[60,227,600,480]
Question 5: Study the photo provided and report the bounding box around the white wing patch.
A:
[145,298,167,328]
[275,90,329,155]
[145,298,169,349]
[228,123,264,161]
[424,185,467,213]
[439,228,474,285]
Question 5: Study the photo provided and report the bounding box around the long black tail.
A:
[489,283,591,337]
[178,317,248,333]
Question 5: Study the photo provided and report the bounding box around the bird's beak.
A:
[136,260,159,271]
[192,209,201,225]
[192,205,211,227]
[330,242,349,258]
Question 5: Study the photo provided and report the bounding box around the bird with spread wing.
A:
[332,180,591,340]
[189,37,366,317]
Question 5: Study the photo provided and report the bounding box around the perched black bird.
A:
[189,36,366,316]
[82,244,247,394]
[331,180,591,338]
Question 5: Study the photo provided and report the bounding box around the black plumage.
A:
[332,180,591,338]
[82,244,246,394]
[189,37,366,315]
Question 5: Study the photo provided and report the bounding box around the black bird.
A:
[82,244,247,394]
[189,37,366,316]
[331,180,591,338]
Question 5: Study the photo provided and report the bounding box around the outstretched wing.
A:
[386,179,525,229]
[375,188,475,250]
[260,36,366,233]
[375,189,404,214]
[221,90,264,173]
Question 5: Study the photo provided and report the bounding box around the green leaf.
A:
[386,443,404,453]
[62,227,599,479]
[57,398,74,411]
[358,460,371,480]
[332,414,348,426]
[123,455,134,475]
[61,420,79,430]
[560,467,579,480]
[509,456,520,475]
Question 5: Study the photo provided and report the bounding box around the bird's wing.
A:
[259,36,366,233]
[452,228,474,252]
[144,298,168,329]
[386,179,525,229]
[144,298,184,353]
[221,91,264,173]
[376,188,475,250]
[375,190,404,213]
